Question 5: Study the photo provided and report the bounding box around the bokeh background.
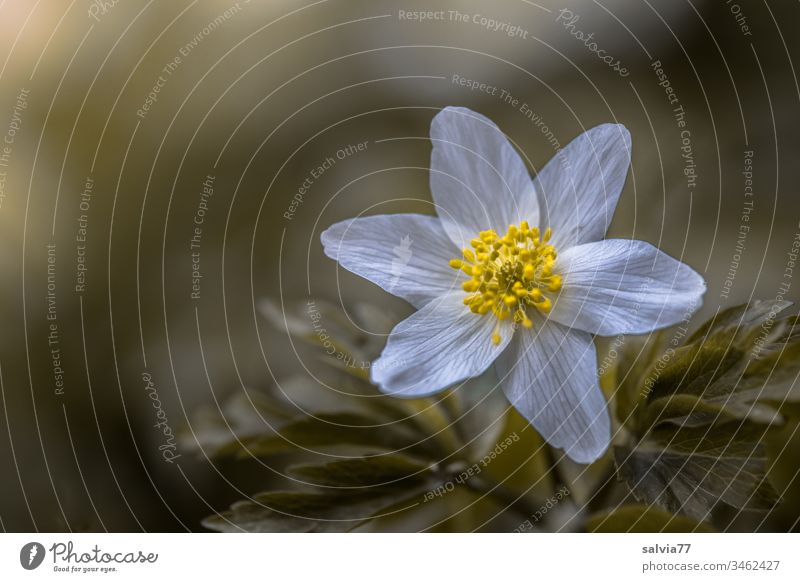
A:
[0,0,799,531]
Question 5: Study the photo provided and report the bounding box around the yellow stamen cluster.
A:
[449,221,562,345]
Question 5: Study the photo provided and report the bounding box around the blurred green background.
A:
[0,0,799,531]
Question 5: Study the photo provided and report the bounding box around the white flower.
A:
[321,107,706,463]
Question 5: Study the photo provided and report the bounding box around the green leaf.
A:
[615,421,779,522]
[685,300,792,344]
[642,301,799,425]
[641,393,744,430]
[587,505,714,532]
[611,332,668,429]
[179,387,294,456]
[287,455,433,488]
[202,488,426,532]
[203,455,434,532]
[258,298,394,363]
[219,412,442,461]
[609,302,798,522]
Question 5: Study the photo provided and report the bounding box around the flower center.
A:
[449,221,562,345]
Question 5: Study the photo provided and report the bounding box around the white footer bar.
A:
[0,533,796,581]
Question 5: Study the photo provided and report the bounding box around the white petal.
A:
[550,239,706,336]
[321,214,459,309]
[430,107,539,247]
[535,124,631,250]
[497,322,610,464]
[372,292,513,397]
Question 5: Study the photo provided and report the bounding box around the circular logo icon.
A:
[20,542,45,570]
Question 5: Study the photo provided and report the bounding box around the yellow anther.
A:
[523,264,535,280]
[537,297,553,313]
[450,221,561,342]
[543,227,552,242]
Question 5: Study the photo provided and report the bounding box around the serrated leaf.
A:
[612,332,668,428]
[642,393,743,430]
[615,421,779,522]
[685,300,792,344]
[587,505,714,532]
[646,302,799,419]
[614,302,800,435]
[181,375,415,457]
[179,387,294,455]
[220,412,442,461]
[287,455,432,488]
[203,477,431,533]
